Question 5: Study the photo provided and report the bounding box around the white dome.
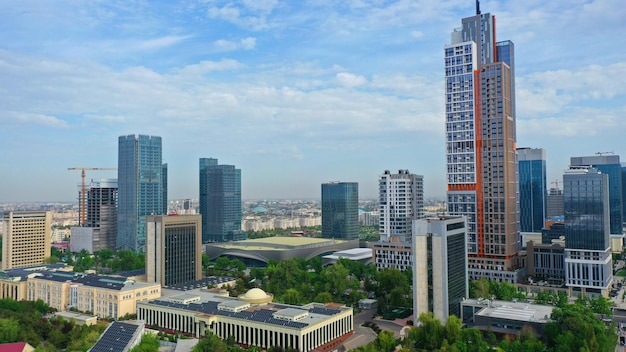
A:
[244,288,268,300]
[238,288,274,304]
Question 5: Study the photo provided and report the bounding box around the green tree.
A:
[322,263,349,297]
[130,333,160,352]
[0,318,20,343]
[192,333,228,352]
[282,288,302,305]
[314,292,334,303]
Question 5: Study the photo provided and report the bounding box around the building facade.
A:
[412,216,468,323]
[563,167,612,296]
[80,179,118,252]
[321,182,358,240]
[117,135,165,252]
[570,155,623,236]
[199,158,244,243]
[518,148,547,232]
[2,211,51,270]
[378,170,424,243]
[546,188,564,218]
[444,5,519,282]
[146,215,202,286]
[372,241,412,271]
[0,265,160,319]
[137,288,353,352]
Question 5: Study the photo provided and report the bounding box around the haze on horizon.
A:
[1,0,625,203]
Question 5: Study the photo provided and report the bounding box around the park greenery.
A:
[205,256,413,315]
[354,295,617,352]
[0,298,107,351]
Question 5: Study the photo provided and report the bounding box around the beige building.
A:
[146,215,202,286]
[0,267,161,319]
[137,288,353,352]
[2,211,52,270]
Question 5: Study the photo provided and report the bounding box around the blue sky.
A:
[1,0,625,202]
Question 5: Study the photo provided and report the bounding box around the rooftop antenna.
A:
[476,0,481,14]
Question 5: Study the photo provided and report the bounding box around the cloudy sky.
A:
[1,0,625,202]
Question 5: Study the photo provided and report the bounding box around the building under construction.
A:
[71,179,118,253]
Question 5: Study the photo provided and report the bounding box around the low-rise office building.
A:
[137,288,353,352]
[0,265,160,319]
[461,298,554,338]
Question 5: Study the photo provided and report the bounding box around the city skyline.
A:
[1,1,625,202]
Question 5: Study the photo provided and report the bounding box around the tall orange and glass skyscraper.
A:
[445,2,519,282]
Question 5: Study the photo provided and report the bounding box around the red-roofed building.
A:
[0,342,35,352]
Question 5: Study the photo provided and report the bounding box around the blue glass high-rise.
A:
[199,158,244,243]
[570,155,623,235]
[321,182,359,239]
[563,166,612,294]
[117,135,164,252]
[517,148,547,232]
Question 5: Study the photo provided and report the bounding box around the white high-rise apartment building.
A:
[445,4,519,282]
[378,169,424,243]
[2,211,51,270]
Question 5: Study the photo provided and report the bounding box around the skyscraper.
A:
[570,155,623,235]
[162,163,168,215]
[378,170,424,243]
[546,187,564,218]
[199,158,244,243]
[2,211,51,269]
[321,182,359,239]
[517,148,547,232]
[445,4,519,281]
[146,215,202,286]
[563,166,612,296]
[86,179,118,251]
[117,135,165,252]
[412,216,468,323]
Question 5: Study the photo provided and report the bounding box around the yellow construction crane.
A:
[68,167,117,225]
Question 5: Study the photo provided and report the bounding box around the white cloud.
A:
[213,37,256,51]
[335,72,368,87]
[138,35,194,50]
[410,30,424,39]
[2,112,69,128]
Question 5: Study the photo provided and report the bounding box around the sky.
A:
[1,0,625,202]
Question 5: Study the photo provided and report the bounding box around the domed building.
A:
[238,288,274,305]
[138,286,354,352]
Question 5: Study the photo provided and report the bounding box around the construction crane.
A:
[551,179,560,190]
[68,167,117,225]
[595,151,614,155]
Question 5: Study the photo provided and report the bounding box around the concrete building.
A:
[372,240,412,271]
[563,167,613,296]
[461,298,554,338]
[117,135,166,252]
[378,170,424,243]
[2,211,51,270]
[205,237,358,267]
[146,215,202,286]
[546,188,564,218]
[321,182,359,240]
[413,216,468,323]
[199,158,244,243]
[54,311,98,326]
[0,265,160,318]
[444,4,520,283]
[526,241,565,284]
[517,148,547,233]
[137,288,353,352]
[322,248,373,266]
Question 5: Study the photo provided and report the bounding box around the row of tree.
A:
[207,256,413,314]
[0,298,108,351]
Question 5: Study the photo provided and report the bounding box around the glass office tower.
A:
[570,155,623,235]
[518,148,547,232]
[563,166,612,295]
[199,158,244,243]
[117,135,164,252]
[444,4,519,282]
[321,182,359,239]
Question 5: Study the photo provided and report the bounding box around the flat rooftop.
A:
[323,248,372,260]
[207,237,348,251]
[465,299,554,323]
